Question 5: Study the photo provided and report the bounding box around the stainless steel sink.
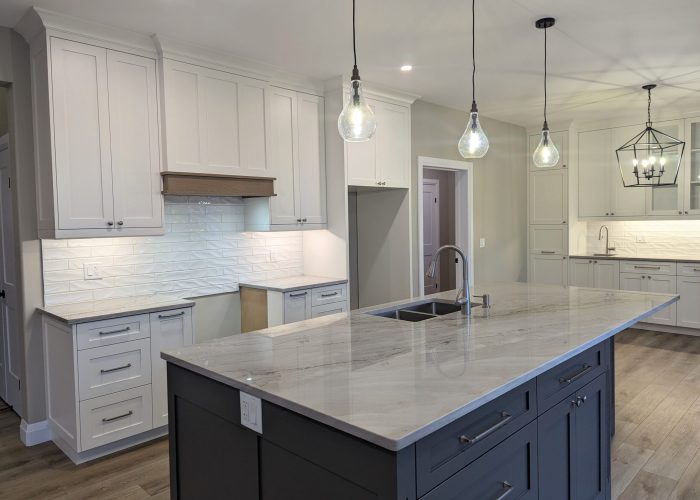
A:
[367,299,476,322]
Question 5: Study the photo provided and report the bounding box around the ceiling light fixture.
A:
[457,0,489,159]
[337,0,376,142]
[532,17,560,168]
[400,64,413,72]
[616,84,684,187]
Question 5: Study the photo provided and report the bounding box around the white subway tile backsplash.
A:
[584,220,700,258]
[42,196,304,305]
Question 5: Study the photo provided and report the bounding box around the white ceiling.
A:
[2,0,700,128]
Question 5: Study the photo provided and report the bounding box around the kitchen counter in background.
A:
[570,254,700,263]
[238,275,347,292]
[38,295,195,324]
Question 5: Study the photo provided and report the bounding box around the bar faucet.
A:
[426,244,471,315]
[598,225,615,255]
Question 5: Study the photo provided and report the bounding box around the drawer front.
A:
[284,289,312,324]
[537,341,608,412]
[79,385,153,451]
[677,262,700,277]
[421,421,538,500]
[311,283,348,306]
[76,314,150,350]
[529,225,567,255]
[77,339,151,400]
[311,301,348,318]
[416,379,536,496]
[620,260,676,275]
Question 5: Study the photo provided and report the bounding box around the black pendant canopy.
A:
[616,84,685,187]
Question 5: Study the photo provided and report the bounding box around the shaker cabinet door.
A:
[297,93,327,224]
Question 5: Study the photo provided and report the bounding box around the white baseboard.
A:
[19,419,52,446]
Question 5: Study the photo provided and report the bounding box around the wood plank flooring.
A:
[0,328,699,499]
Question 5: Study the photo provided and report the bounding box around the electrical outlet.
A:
[479,238,486,248]
[240,392,263,433]
[83,263,101,280]
[636,234,647,243]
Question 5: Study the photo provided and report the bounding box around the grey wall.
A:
[411,100,527,294]
[191,293,241,343]
[0,87,8,136]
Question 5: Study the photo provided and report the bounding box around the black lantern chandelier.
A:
[616,84,685,187]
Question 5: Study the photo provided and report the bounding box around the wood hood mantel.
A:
[161,172,276,198]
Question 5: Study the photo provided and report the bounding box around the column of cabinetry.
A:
[528,130,569,286]
[30,35,163,238]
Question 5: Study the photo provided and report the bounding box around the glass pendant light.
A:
[458,0,489,159]
[338,0,376,142]
[533,18,560,168]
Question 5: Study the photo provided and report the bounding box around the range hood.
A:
[161,172,275,198]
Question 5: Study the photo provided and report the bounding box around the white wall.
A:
[42,196,304,306]
[411,100,528,293]
[583,220,700,257]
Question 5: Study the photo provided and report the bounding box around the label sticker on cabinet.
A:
[240,392,263,434]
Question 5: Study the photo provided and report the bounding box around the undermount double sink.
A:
[368,299,478,322]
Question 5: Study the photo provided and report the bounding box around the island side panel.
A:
[166,363,415,500]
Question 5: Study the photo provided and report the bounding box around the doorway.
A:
[417,157,474,296]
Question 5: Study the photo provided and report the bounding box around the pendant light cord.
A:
[647,87,652,126]
[543,25,548,126]
[352,0,357,68]
[472,0,476,106]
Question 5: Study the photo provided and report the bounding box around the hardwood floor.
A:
[614,328,700,499]
[0,328,699,499]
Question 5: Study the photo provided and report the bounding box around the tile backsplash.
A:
[42,196,303,306]
[584,220,700,258]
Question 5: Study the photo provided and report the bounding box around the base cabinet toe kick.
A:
[166,339,613,500]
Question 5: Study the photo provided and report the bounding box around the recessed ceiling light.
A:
[400,65,413,72]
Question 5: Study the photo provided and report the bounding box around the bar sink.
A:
[367,299,477,322]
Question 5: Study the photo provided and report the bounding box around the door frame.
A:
[417,156,474,295]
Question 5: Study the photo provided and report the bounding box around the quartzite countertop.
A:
[162,282,677,451]
[238,275,348,292]
[570,254,700,263]
[39,295,195,324]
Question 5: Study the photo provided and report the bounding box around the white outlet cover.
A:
[479,238,486,248]
[240,392,263,433]
[83,263,101,280]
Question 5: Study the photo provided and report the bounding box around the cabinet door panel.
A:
[107,51,163,229]
[574,375,608,500]
[284,290,311,323]
[610,125,646,216]
[646,121,684,216]
[297,94,326,224]
[569,259,593,287]
[578,129,611,217]
[529,170,567,224]
[151,308,193,427]
[50,38,114,229]
[269,88,299,225]
[378,102,410,188]
[592,260,620,290]
[163,61,202,169]
[530,225,567,255]
[645,275,677,326]
[346,98,378,187]
[538,395,575,500]
[201,72,241,169]
[619,272,644,292]
[529,255,567,286]
[238,79,269,175]
[677,277,700,328]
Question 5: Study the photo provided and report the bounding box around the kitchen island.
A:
[162,283,677,499]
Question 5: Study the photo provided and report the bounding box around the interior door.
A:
[423,179,440,295]
[50,37,114,229]
[0,142,20,410]
[107,50,163,229]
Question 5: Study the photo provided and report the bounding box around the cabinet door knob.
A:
[686,211,689,215]
[611,212,615,216]
[302,218,307,223]
[117,220,124,226]
[679,211,683,215]
[605,213,609,216]
[562,221,567,224]
[107,221,114,226]
[296,218,302,223]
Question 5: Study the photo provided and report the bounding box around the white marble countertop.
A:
[39,295,195,324]
[238,275,348,292]
[570,254,700,263]
[162,282,677,451]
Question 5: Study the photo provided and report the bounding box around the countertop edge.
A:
[239,278,348,293]
[569,254,700,263]
[39,300,196,325]
[162,293,679,452]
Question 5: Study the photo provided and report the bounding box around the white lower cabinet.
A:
[677,276,700,329]
[568,259,619,289]
[283,284,349,323]
[619,271,677,326]
[42,305,194,462]
[529,255,568,286]
[284,290,313,324]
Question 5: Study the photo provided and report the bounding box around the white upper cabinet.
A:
[578,129,611,217]
[683,120,700,216]
[609,125,646,217]
[347,97,410,188]
[33,37,163,238]
[161,60,270,177]
[529,169,568,225]
[246,88,326,230]
[645,120,684,216]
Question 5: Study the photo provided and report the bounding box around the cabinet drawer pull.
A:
[540,250,555,254]
[559,363,593,385]
[100,363,132,374]
[692,268,700,272]
[158,311,185,319]
[102,410,133,423]
[633,265,661,270]
[496,481,514,500]
[289,292,308,298]
[99,326,131,336]
[458,411,513,445]
[321,292,339,297]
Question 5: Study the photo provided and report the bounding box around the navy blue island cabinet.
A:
[166,339,612,500]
